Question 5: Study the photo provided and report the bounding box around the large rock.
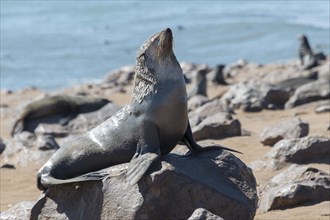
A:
[259,165,330,212]
[192,112,241,141]
[103,65,135,86]
[220,80,290,112]
[0,201,35,220]
[68,103,121,133]
[266,136,330,170]
[29,150,257,220]
[260,118,309,146]
[285,80,330,108]
[276,72,318,92]
[188,208,224,220]
[1,132,56,167]
[189,99,233,121]
[188,99,241,141]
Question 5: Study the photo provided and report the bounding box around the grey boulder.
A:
[259,165,330,212]
[192,112,241,141]
[188,208,224,220]
[68,102,121,133]
[266,136,330,170]
[260,118,309,146]
[220,80,290,112]
[188,95,209,112]
[30,150,257,220]
[103,65,135,87]
[0,201,35,220]
[285,80,330,108]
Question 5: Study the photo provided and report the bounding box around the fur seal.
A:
[11,95,110,136]
[211,64,228,85]
[187,68,208,99]
[298,34,318,70]
[37,28,240,191]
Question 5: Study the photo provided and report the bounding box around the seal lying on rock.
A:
[37,28,240,191]
[11,95,110,136]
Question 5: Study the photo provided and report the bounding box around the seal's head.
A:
[137,28,174,62]
[133,28,182,103]
[298,34,308,43]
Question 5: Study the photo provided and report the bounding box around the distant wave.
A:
[289,16,330,30]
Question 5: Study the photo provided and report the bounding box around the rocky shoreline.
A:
[1,57,329,219]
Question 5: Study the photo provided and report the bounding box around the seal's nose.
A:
[166,28,172,35]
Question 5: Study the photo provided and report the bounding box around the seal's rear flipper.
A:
[180,122,242,154]
[191,144,242,154]
[126,152,159,185]
[37,170,108,191]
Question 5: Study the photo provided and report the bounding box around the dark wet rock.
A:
[266,136,330,170]
[259,165,330,212]
[192,112,241,141]
[68,103,121,133]
[30,150,257,220]
[260,118,309,146]
[0,201,35,220]
[188,208,224,220]
[285,80,330,108]
[220,80,290,112]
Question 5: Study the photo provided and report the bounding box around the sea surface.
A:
[1,1,329,91]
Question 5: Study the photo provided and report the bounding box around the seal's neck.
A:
[131,55,158,103]
[131,53,182,103]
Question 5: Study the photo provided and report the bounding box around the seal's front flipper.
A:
[126,152,159,185]
[11,119,24,137]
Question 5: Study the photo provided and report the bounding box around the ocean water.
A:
[1,1,329,91]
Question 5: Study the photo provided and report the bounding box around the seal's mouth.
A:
[157,28,173,58]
